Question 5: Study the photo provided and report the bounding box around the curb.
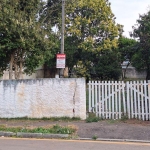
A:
[17,132,43,138]
[77,138,150,143]
[0,132,150,143]
[42,133,69,139]
[0,131,16,137]
[0,132,69,139]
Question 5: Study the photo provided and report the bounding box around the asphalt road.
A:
[0,138,150,150]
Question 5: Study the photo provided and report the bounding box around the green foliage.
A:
[121,115,128,122]
[131,10,150,80]
[92,135,98,140]
[86,116,101,123]
[40,0,62,27]
[0,0,53,78]
[0,117,81,121]
[43,0,123,79]
[75,50,122,80]
[117,36,137,79]
[118,36,137,63]
[64,0,123,79]
[0,124,76,134]
[86,113,101,123]
[0,0,124,79]
[92,50,122,80]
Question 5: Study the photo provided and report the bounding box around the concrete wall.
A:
[122,67,146,79]
[0,78,86,120]
[1,67,44,80]
[0,67,68,80]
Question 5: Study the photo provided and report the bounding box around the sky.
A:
[109,0,150,37]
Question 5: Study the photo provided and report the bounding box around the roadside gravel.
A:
[0,119,150,140]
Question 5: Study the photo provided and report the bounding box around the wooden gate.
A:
[88,81,126,119]
[126,80,150,120]
[88,80,150,120]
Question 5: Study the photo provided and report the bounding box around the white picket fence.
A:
[88,80,150,120]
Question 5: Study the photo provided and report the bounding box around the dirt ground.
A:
[0,119,150,140]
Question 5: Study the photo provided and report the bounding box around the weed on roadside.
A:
[106,119,119,124]
[92,135,98,140]
[121,115,128,122]
[86,116,101,123]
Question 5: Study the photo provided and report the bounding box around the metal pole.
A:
[60,0,65,77]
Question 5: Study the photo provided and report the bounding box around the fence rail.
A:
[88,80,150,120]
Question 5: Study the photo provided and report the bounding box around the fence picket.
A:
[111,82,114,119]
[98,81,101,118]
[130,81,134,119]
[114,81,118,119]
[122,82,126,115]
[91,81,95,112]
[108,81,111,119]
[148,81,150,120]
[137,81,141,120]
[88,81,91,113]
[101,81,104,118]
[133,81,137,118]
[127,81,131,119]
[144,80,148,120]
[95,81,98,116]
[118,81,121,119]
[105,81,108,119]
[140,81,144,120]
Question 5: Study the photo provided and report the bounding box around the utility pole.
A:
[60,0,65,77]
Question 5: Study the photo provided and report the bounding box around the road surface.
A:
[0,138,150,150]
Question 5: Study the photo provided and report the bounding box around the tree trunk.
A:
[19,61,23,79]
[9,54,14,79]
[14,62,23,79]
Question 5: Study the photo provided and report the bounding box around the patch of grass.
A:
[92,135,98,140]
[0,124,77,134]
[121,115,128,122]
[88,112,96,118]
[106,119,119,124]
[86,117,100,123]
[0,117,81,122]
[86,112,102,123]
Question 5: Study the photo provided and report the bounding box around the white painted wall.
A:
[0,78,86,120]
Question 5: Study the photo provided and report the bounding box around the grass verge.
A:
[0,117,81,122]
[0,124,77,134]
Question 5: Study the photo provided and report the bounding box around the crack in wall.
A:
[73,80,77,117]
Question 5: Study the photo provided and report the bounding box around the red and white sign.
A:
[56,54,66,68]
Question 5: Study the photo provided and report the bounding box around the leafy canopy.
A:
[0,0,53,78]
[131,10,150,80]
[64,0,123,80]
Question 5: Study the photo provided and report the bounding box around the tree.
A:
[75,50,122,80]
[64,0,123,79]
[131,10,150,80]
[0,0,53,79]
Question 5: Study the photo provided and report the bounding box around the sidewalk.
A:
[0,119,150,141]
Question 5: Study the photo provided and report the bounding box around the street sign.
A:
[56,54,66,68]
